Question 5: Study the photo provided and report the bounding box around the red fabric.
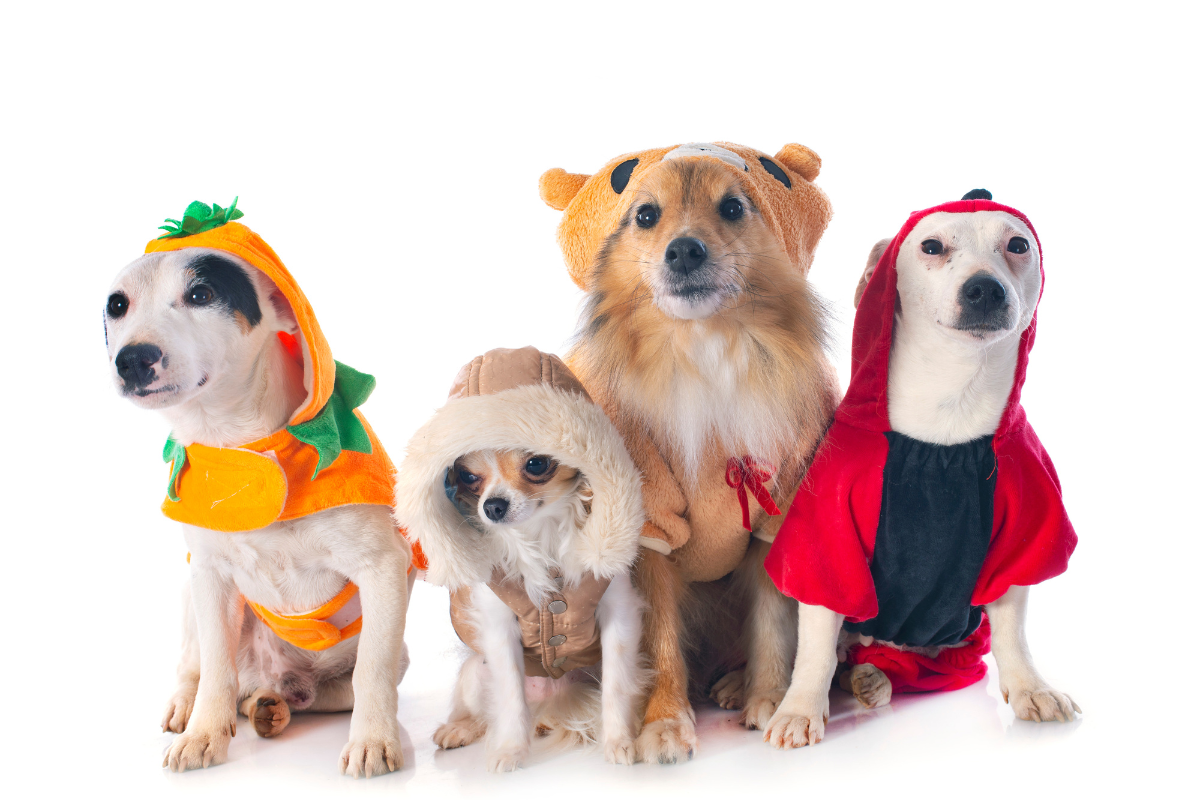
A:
[847,616,992,694]
[763,198,1077,688]
[725,457,782,532]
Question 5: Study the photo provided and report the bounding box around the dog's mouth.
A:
[131,384,180,398]
[655,268,738,320]
[943,318,1014,340]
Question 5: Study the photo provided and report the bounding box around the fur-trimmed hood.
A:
[394,347,644,591]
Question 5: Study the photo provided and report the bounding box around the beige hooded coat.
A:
[393,347,644,678]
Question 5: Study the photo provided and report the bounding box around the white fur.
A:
[620,325,808,483]
[769,211,1076,747]
[106,249,412,776]
[888,211,1042,444]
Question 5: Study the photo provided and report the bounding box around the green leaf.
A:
[155,198,245,239]
[162,435,188,502]
[287,361,376,480]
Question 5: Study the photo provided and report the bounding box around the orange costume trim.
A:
[150,213,426,652]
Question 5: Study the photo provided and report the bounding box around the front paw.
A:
[741,689,786,731]
[239,689,291,738]
[163,724,233,771]
[763,701,827,749]
[844,664,892,709]
[604,734,637,765]
[636,716,697,765]
[433,717,486,749]
[340,730,403,777]
[709,670,745,710]
[161,686,197,734]
[1005,684,1080,722]
[485,741,530,773]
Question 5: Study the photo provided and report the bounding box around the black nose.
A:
[483,497,509,522]
[665,237,708,274]
[960,273,1007,315]
[115,343,163,388]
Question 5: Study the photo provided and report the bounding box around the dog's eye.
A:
[106,292,128,318]
[186,285,215,306]
[524,457,550,476]
[1007,237,1030,254]
[458,469,480,486]
[719,198,744,221]
[635,205,659,228]
[920,239,944,256]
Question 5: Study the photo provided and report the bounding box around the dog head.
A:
[104,248,298,409]
[593,155,798,322]
[447,449,583,529]
[894,210,1041,344]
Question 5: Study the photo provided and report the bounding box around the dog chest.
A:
[844,432,997,649]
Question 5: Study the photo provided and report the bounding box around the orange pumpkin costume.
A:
[148,201,425,651]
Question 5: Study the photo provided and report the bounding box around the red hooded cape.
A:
[763,198,1077,692]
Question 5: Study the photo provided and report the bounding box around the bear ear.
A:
[539,168,590,211]
[774,144,822,183]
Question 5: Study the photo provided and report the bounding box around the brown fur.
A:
[566,157,839,760]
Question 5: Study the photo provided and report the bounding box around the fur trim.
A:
[394,384,643,590]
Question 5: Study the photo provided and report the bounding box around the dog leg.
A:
[162,580,201,733]
[473,586,532,772]
[163,560,243,772]
[633,549,697,765]
[733,538,799,731]
[433,653,488,749]
[597,573,645,765]
[239,688,291,738]
[338,552,408,778]
[763,603,843,749]
[986,585,1079,722]
[838,664,892,709]
[306,673,355,712]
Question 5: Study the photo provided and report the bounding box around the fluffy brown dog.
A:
[541,142,839,762]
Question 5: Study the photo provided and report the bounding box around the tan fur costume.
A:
[540,143,838,583]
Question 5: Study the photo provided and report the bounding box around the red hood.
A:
[839,199,1044,440]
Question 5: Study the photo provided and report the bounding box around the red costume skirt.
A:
[846,615,991,693]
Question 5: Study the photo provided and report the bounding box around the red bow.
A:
[725,456,781,532]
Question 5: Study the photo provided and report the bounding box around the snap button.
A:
[548,600,567,614]
[548,634,567,646]
[553,656,567,669]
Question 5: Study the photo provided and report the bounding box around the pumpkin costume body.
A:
[148,208,422,651]
[394,347,644,678]
[539,143,839,583]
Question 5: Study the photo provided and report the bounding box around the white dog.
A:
[106,227,412,777]
[394,347,647,771]
[763,193,1079,747]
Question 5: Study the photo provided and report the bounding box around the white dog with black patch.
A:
[105,210,413,777]
[763,191,1079,748]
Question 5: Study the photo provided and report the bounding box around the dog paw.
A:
[340,733,403,778]
[741,690,786,730]
[636,716,697,765]
[847,664,892,709]
[485,742,529,773]
[433,717,486,749]
[163,724,233,771]
[763,703,827,749]
[240,689,291,738]
[161,687,197,734]
[709,670,745,710]
[604,735,638,765]
[1006,685,1080,722]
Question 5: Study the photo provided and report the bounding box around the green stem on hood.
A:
[157,197,244,239]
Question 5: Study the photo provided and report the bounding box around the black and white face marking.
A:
[895,211,1042,344]
[104,248,288,409]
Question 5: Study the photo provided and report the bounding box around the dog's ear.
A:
[267,288,300,334]
[539,168,590,210]
[854,238,891,309]
[773,144,822,183]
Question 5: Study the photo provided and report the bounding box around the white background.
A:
[1,1,1195,797]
